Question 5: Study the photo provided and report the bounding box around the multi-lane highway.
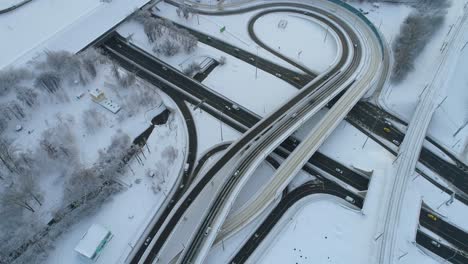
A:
[155,8,468,200]
[96,1,468,262]
[101,33,373,264]
[169,1,387,263]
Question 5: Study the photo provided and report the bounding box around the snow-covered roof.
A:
[89,88,104,98]
[74,224,111,259]
[99,99,121,114]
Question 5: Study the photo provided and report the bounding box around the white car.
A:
[335,168,343,174]
[431,240,441,248]
[144,237,152,246]
[345,196,355,204]
[232,104,240,110]
[392,139,400,146]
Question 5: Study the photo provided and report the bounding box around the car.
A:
[225,105,231,111]
[207,36,212,41]
[234,170,240,177]
[275,73,282,77]
[392,140,400,146]
[431,240,441,248]
[384,120,392,126]
[162,66,168,71]
[234,48,240,52]
[354,43,358,48]
[144,237,152,246]
[293,76,301,82]
[232,104,240,110]
[383,127,391,133]
[335,168,343,174]
[427,214,438,221]
[291,112,298,118]
[345,196,355,204]
[204,227,211,236]
[249,57,255,62]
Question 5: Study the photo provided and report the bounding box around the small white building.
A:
[74,224,112,261]
[89,89,105,102]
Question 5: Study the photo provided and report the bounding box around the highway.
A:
[104,1,380,262]
[420,206,468,253]
[102,26,463,264]
[98,2,464,264]
[173,1,385,263]
[154,9,468,199]
[136,2,360,261]
[101,33,373,264]
[416,231,468,264]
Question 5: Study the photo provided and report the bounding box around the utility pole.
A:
[255,46,259,79]
[220,110,224,142]
[324,25,329,43]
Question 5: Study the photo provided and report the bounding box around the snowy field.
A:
[353,1,468,159]
[0,48,187,263]
[253,11,339,73]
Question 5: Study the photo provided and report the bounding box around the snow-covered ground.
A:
[0,0,151,69]
[187,103,240,156]
[253,11,339,73]
[45,98,186,264]
[0,49,187,263]
[353,1,468,159]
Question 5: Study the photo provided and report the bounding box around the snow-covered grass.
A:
[253,195,439,264]
[253,11,339,73]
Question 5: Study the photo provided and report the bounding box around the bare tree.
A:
[16,87,39,107]
[0,67,32,96]
[35,72,62,93]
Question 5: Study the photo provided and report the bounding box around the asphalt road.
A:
[100,3,466,262]
[416,231,468,264]
[102,33,462,264]
[177,3,366,262]
[156,9,468,201]
[101,10,361,259]
[153,7,468,204]
[420,206,468,253]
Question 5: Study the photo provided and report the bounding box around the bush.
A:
[154,39,181,57]
[183,62,201,76]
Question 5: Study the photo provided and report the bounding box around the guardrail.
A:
[327,0,385,55]
[0,0,33,15]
